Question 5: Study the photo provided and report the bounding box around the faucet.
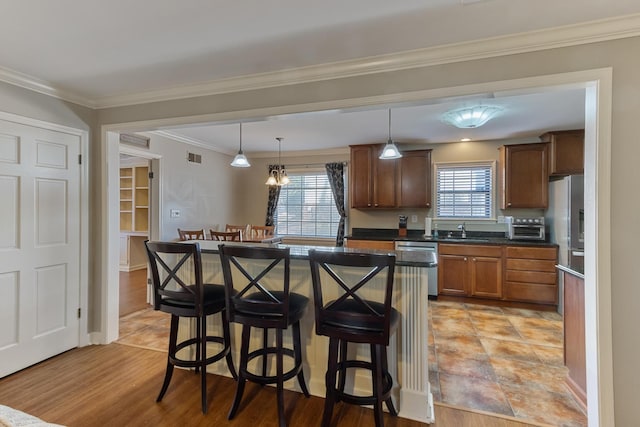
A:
[457,222,466,239]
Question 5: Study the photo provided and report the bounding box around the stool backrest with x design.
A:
[218,245,292,329]
[308,249,396,345]
[146,241,205,316]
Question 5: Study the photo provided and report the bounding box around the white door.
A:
[0,119,81,377]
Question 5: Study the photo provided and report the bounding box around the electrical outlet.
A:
[170,209,181,218]
[411,215,418,223]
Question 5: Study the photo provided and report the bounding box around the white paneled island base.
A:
[178,241,435,424]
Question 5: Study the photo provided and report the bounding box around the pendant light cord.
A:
[388,109,392,141]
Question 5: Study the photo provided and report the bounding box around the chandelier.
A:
[265,137,290,186]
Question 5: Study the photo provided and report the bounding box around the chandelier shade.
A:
[441,105,502,128]
[230,123,251,167]
[379,109,402,160]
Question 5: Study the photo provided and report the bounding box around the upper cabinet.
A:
[539,129,584,176]
[499,143,548,209]
[349,145,431,209]
[397,150,432,208]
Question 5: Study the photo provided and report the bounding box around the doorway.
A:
[101,69,612,426]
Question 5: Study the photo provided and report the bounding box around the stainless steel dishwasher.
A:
[394,240,438,297]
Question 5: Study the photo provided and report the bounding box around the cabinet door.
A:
[470,256,502,298]
[350,145,373,208]
[438,254,468,296]
[373,146,397,208]
[500,143,548,209]
[397,150,432,208]
[541,129,584,176]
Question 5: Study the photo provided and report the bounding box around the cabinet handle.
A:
[464,257,467,261]
[507,202,512,207]
[473,258,476,262]
[374,204,378,207]
[367,203,372,207]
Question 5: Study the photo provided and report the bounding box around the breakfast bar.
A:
[181,240,437,424]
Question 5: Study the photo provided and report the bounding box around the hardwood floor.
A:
[119,268,150,317]
[0,344,543,427]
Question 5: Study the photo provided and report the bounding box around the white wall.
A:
[140,132,235,241]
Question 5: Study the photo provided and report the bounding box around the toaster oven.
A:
[505,216,546,241]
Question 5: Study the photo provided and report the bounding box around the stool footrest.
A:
[169,336,230,369]
[242,346,302,384]
[331,359,394,406]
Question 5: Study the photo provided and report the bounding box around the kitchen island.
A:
[180,240,436,424]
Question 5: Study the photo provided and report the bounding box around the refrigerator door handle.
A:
[571,250,585,257]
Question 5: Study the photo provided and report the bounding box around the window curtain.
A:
[325,162,347,246]
[265,164,281,226]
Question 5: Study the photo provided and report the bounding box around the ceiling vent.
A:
[187,152,202,164]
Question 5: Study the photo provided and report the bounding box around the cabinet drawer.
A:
[506,246,557,260]
[504,282,558,304]
[505,270,557,285]
[439,244,502,257]
[506,258,557,272]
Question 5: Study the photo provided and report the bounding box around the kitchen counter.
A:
[179,239,435,423]
[347,227,558,247]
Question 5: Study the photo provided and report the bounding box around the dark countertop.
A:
[347,228,558,248]
[192,240,437,268]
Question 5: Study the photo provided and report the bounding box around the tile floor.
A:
[118,301,588,427]
[428,299,587,427]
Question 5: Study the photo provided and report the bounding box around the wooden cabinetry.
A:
[350,144,396,208]
[397,150,432,208]
[344,239,395,250]
[350,145,431,209]
[499,143,548,209]
[120,166,149,232]
[438,244,503,298]
[540,129,584,176]
[562,269,587,410]
[504,246,558,305]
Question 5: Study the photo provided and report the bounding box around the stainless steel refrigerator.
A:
[546,174,584,313]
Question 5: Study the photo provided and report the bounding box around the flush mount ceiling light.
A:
[379,109,402,160]
[441,105,503,128]
[265,137,290,186]
[230,123,251,168]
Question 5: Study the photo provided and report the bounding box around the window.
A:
[435,162,493,219]
[275,172,341,237]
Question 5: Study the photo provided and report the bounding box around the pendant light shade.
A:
[265,137,289,186]
[379,109,402,160]
[230,123,251,167]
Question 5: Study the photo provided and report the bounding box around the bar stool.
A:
[308,249,399,427]
[145,241,237,414]
[218,245,310,427]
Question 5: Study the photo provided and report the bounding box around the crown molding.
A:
[0,66,96,108]
[149,130,234,155]
[3,13,640,110]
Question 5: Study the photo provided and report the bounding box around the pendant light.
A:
[265,137,289,186]
[379,109,402,160]
[230,123,251,167]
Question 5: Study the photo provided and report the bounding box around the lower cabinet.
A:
[438,244,503,299]
[344,239,395,250]
[504,246,558,305]
[120,233,148,272]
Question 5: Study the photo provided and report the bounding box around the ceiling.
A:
[2,1,638,152]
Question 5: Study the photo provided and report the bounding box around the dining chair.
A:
[177,228,205,241]
[210,230,241,241]
[308,249,398,427]
[249,225,275,240]
[144,240,237,413]
[218,244,310,427]
[225,224,249,240]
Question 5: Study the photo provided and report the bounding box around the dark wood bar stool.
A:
[144,241,237,414]
[308,249,399,427]
[218,245,310,427]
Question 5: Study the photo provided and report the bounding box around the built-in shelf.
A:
[120,165,149,233]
